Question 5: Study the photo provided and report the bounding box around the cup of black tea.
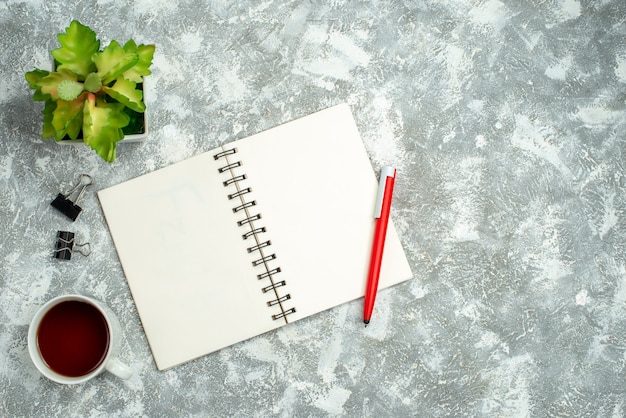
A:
[28,295,132,384]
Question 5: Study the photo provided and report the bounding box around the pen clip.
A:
[373,166,396,218]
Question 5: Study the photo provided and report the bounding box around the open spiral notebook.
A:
[98,104,413,370]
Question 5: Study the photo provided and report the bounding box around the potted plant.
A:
[25,20,155,162]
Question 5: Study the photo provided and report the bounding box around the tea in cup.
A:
[28,295,132,384]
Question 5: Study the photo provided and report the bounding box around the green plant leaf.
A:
[94,40,139,86]
[98,100,131,128]
[58,79,84,101]
[51,20,100,79]
[52,94,85,140]
[37,69,78,100]
[25,70,51,101]
[82,94,129,162]
[103,77,145,112]
[84,72,102,93]
[122,40,156,83]
[42,100,56,139]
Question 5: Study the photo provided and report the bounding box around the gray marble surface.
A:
[2,0,626,416]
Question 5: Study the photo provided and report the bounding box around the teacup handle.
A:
[105,358,133,380]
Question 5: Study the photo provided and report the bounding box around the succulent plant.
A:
[25,20,155,162]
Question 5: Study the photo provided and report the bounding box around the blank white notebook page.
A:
[228,105,412,320]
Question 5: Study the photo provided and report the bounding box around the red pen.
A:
[363,166,396,325]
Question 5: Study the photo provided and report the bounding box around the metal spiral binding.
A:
[229,188,252,199]
[243,227,266,239]
[214,147,296,323]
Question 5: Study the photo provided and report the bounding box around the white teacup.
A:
[28,294,132,384]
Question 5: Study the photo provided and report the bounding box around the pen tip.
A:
[363,320,369,327]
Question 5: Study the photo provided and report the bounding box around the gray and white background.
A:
[2,0,626,416]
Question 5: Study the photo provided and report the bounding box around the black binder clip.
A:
[50,174,94,221]
[54,231,92,260]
